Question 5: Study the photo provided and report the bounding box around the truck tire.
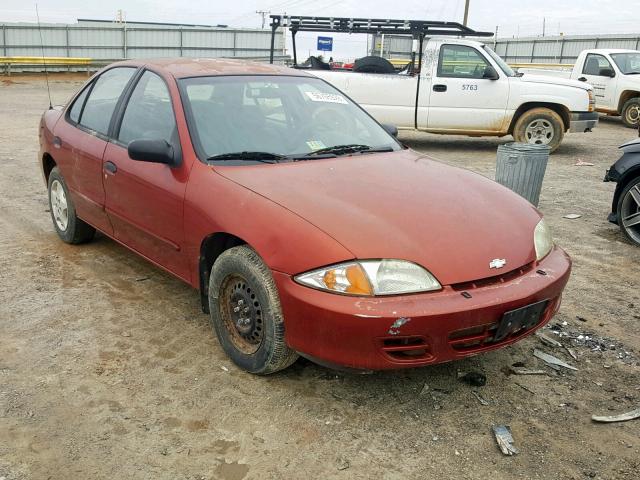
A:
[513,108,564,153]
[47,166,96,244]
[353,56,395,74]
[208,245,298,375]
[621,97,640,128]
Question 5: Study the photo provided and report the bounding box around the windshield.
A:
[179,75,401,163]
[610,52,640,74]
[482,46,516,77]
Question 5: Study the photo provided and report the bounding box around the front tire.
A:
[513,107,564,153]
[47,167,95,244]
[621,97,640,128]
[617,176,640,246]
[208,245,298,374]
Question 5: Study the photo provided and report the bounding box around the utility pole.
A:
[256,10,270,29]
[462,0,470,26]
[542,17,546,37]
[494,25,498,49]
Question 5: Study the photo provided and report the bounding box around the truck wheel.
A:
[208,245,298,374]
[621,97,640,128]
[616,176,640,246]
[47,167,96,244]
[513,108,564,153]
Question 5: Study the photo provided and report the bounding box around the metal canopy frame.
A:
[269,14,493,65]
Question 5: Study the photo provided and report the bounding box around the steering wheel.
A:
[311,106,355,135]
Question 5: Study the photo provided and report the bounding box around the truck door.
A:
[579,53,617,111]
[427,44,509,133]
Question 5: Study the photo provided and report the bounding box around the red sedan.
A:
[39,58,571,374]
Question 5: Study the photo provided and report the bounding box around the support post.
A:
[122,25,127,59]
[292,29,298,65]
[2,24,6,57]
[414,34,424,130]
[179,28,183,57]
[65,26,70,72]
[269,18,279,64]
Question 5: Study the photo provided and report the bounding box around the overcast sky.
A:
[4,0,639,60]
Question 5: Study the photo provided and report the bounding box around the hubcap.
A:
[524,119,555,145]
[220,275,264,354]
[626,104,640,125]
[621,183,640,244]
[50,180,69,231]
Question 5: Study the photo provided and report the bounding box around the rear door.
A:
[580,53,617,110]
[102,70,190,280]
[54,67,137,233]
[427,44,509,132]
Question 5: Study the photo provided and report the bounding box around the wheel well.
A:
[509,102,571,134]
[42,153,56,183]
[198,232,247,313]
[618,90,640,113]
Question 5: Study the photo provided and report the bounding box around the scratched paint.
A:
[388,317,411,336]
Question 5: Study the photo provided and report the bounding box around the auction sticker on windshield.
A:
[305,91,349,104]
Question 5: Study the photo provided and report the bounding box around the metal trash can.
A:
[495,142,550,206]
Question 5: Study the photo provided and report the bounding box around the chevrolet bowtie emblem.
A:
[489,258,507,269]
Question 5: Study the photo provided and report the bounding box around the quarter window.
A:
[438,45,491,79]
[118,71,176,145]
[68,86,89,123]
[80,67,136,135]
[583,54,614,76]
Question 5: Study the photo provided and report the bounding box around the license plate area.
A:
[494,300,549,342]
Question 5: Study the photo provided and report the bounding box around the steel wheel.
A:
[624,104,640,126]
[219,274,264,355]
[50,179,69,231]
[524,119,555,145]
[620,182,640,244]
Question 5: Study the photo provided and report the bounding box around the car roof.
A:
[110,57,312,79]
[589,49,639,54]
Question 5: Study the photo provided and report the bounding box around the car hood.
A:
[215,150,541,285]
[518,73,591,90]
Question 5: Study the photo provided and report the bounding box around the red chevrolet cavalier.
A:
[39,58,571,374]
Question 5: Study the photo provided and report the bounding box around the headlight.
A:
[294,259,441,296]
[534,219,553,261]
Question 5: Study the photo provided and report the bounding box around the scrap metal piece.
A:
[591,407,640,423]
[471,390,489,406]
[536,332,562,348]
[492,425,519,455]
[563,213,582,219]
[534,349,578,371]
[509,366,548,375]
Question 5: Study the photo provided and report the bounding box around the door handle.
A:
[578,77,587,82]
[433,84,447,92]
[104,161,117,175]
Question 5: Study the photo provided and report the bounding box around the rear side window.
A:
[118,71,176,145]
[80,67,136,135]
[438,44,490,79]
[68,87,89,123]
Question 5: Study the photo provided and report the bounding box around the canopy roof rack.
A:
[269,15,493,64]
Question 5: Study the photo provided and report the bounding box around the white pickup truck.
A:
[519,49,640,128]
[311,37,598,151]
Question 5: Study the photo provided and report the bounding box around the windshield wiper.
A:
[299,144,395,158]
[206,151,288,163]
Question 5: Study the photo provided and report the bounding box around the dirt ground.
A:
[1,74,639,480]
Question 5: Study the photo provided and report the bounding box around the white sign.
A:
[305,91,348,105]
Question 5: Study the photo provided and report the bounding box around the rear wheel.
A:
[208,245,298,374]
[47,167,95,244]
[621,97,640,128]
[513,107,564,153]
[617,176,640,246]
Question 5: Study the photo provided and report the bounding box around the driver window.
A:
[583,54,613,76]
[118,71,176,145]
[438,45,490,79]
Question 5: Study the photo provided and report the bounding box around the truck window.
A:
[438,45,490,79]
[583,54,614,76]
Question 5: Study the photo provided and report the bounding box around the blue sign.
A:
[317,36,333,52]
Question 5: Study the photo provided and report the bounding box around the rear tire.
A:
[513,107,564,153]
[616,176,640,246]
[208,245,298,374]
[621,97,640,128]
[47,167,96,244]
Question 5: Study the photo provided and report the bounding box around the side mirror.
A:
[600,67,615,78]
[483,65,500,80]
[381,123,398,137]
[128,139,175,165]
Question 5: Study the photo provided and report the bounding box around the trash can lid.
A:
[498,142,551,154]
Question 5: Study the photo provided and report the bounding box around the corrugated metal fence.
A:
[1,21,286,71]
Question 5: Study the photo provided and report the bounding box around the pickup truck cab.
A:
[311,38,598,152]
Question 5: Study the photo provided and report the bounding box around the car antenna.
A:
[36,3,53,110]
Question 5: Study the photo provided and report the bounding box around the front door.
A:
[580,53,618,111]
[427,44,509,133]
[103,70,190,280]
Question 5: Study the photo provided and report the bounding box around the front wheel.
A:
[513,108,564,153]
[617,176,640,246]
[208,245,298,374]
[47,167,95,244]
[621,97,640,128]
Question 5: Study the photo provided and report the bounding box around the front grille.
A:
[451,262,534,292]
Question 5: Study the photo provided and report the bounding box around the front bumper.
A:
[274,246,571,371]
[569,111,599,133]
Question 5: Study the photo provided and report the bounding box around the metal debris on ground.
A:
[471,390,489,405]
[533,349,578,371]
[514,382,535,395]
[574,160,595,166]
[492,425,519,455]
[565,346,578,360]
[536,332,562,348]
[509,364,547,375]
[591,407,640,423]
[419,383,430,396]
[336,458,350,471]
[459,371,487,387]
[563,213,582,219]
